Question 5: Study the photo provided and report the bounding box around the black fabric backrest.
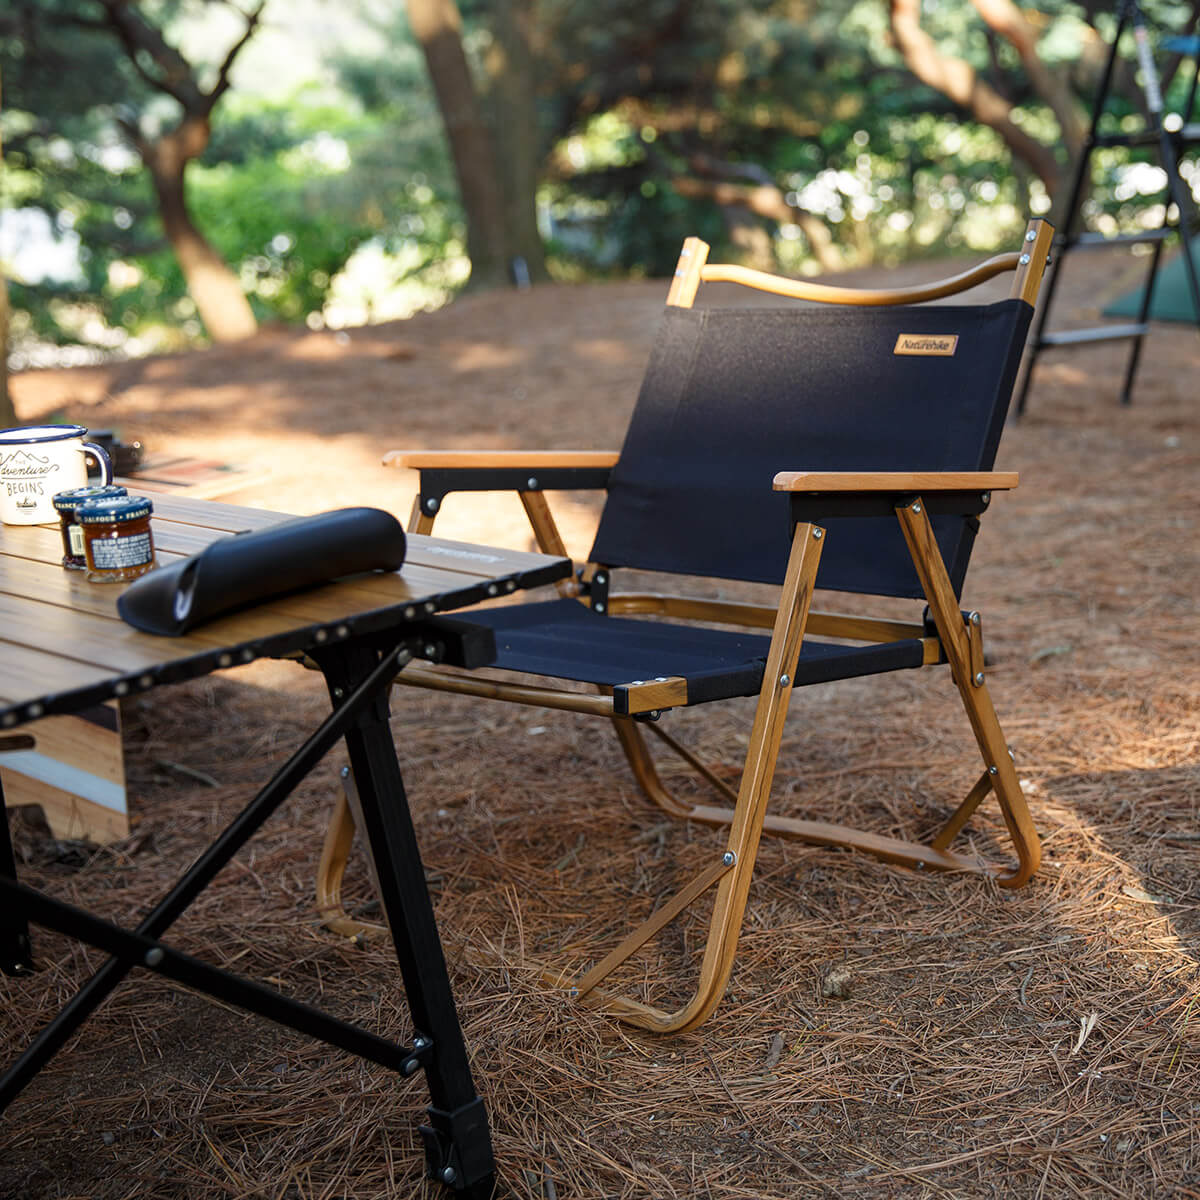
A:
[589,299,1032,599]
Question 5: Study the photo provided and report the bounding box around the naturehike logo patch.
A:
[893,333,959,356]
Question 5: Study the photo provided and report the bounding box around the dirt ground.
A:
[2,247,1198,1199]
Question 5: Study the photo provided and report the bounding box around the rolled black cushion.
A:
[118,507,406,636]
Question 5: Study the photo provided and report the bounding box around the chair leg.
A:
[316,766,388,939]
[896,498,1040,887]
[606,512,1040,888]
[565,521,825,1033]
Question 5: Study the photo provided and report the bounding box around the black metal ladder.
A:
[1016,0,1200,413]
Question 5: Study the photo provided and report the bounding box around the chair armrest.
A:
[776,471,1015,522]
[386,450,619,470]
[773,471,1017,492]
[395,450,619,528]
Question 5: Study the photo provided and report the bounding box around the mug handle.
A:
[82,442,114,485]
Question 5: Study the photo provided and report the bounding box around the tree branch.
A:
[208,0,268,112]
[971,0,1086,158]
[890,0,1063,195]
[96,0,203,110]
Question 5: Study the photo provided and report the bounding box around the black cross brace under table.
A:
[0,629,496,1199]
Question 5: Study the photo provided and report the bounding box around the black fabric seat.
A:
[465,597,925,701]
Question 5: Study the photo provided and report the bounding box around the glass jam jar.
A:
[52,485,128,570]
[76,495,157,583]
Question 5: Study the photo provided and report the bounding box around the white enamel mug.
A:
[0,425,114,525]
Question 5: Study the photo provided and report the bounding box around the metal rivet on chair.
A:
[973,672,985,686]
[487,583,498,596]
[144,947,164,968]
[527,477,539,490]
[1025,229,1037,242]
[402,1057,421,1076]
[594,602,605,613]
[911,502,922,514]
[981,492,991,504]
[1019,254,1031,265]
[332,687,344,699]
[424,644,437,658]
[655,677,668,682]
[424,601,436,614]
[988,765,998,776]
[218,653,233,668]
[722,851,737,866]
[315,629,328,642]
[969,612,981,626]
[594,572,607,585]
[441,1168,457,1185]
[336,625,349,639]
[27,703,44,719]
[413,1035,430,1050]
[813,529,823,539]
[779,674,790,687]
[424,497,439,514]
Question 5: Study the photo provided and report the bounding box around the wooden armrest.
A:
[699,254,1021,306]
[385,450,620,470]
[773,471,1018,492]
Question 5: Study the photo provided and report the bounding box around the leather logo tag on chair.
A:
[893,333,959,356]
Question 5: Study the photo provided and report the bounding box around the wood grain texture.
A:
[773,470,1018,492]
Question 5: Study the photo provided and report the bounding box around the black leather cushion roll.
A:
[118,507,407,636]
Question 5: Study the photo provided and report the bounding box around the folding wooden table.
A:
[0,494,570,1198]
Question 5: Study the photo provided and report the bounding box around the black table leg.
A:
[316,643,496,1200]
[1,763,36,977]
[0,645,407,1113]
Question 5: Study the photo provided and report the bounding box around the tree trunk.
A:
[482,0,548,283]
[890,0,1062,197]
[143,124,258,342]
[407,0,512,289]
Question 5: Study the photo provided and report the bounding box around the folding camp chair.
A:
[318,218,1054,1034]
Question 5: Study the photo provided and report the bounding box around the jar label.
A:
[90,531,153,569]
[68,523,85,556]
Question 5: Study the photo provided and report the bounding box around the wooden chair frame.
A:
[318,220,1054,1034]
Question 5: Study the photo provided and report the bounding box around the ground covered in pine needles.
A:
[3,250,1199,1198]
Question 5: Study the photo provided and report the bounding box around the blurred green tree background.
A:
[1,0,1197,384]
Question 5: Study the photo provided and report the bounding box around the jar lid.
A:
[53,484,128,513]
[76,495,154,524]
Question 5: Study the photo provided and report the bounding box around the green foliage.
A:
[4,0,1199,363]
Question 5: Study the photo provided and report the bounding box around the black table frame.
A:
[0,575,562,1199]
